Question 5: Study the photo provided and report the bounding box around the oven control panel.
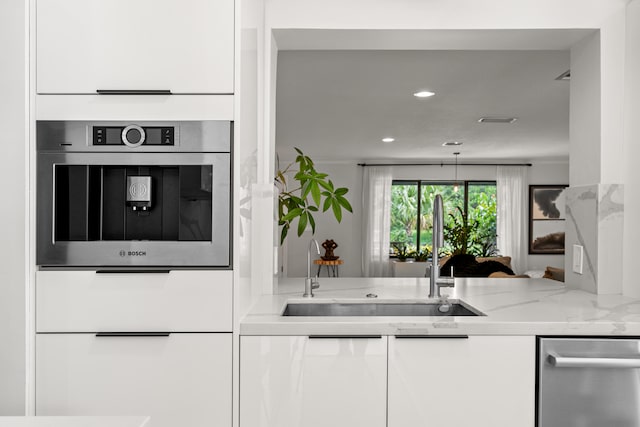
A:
[93,125,175,147]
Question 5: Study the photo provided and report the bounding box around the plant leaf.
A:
[297,212,308,236]
[310,181,321,206]
[282,207,303,222]
[332,199,342,222]
[290,195,303,206]
[334,187,348,196]
[295,171,311,181]
[318,180,333,191]
[308,212,316,234]
[280,224,289,245]
[323,196,332,212]
[301,180,312,199]
[336,195,353,212]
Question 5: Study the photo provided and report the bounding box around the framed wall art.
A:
[529,185,568,254]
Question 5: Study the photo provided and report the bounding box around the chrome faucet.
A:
[429,195,455,298]
[304,238,321,297]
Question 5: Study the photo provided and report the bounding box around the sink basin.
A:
[282,301,484,317]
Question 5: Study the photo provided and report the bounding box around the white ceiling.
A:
[275,49,571,163]
[273,29,593,51]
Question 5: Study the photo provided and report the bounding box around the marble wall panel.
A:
[564,184,624,294]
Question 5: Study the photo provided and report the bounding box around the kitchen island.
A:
[240,277,640,427]
[241,277,640,335]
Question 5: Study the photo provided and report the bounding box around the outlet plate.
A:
[572,244,583,274]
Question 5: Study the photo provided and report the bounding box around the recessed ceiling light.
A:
[413,91,435,98]
[382,137,395,143]
[442,141,463,146]
[478,117,517,124]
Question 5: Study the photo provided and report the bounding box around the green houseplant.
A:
[444,206,476,255]
[444,206,498,257]
[275,148,353,244]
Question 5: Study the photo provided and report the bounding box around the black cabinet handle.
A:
[96,332,171,337]
[394,335,469,339]
[97,89,172,95]
[96,270,171,274]
[309,335,382,339]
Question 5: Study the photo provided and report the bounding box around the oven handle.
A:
[548,353,640,369]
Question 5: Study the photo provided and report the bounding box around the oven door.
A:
[37,152,230,268]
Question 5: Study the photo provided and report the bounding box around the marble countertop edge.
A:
[240,277,640,336]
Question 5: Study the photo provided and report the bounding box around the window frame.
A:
[390,179,497,254]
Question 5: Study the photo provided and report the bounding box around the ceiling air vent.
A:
[555,70,571,81]
[477,117,517,124]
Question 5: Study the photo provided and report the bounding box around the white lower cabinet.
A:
[388,335,535,427]
[36,333,232,427]
[240,335,387,427]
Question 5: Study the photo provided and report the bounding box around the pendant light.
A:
[453,152,460,192]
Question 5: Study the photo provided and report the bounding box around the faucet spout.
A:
[304,238,321,297]
[429,195,454,298]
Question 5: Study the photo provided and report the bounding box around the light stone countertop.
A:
[240,277,640,336]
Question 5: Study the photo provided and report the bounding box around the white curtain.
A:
[496,166,528,274]
[362,166,393,277]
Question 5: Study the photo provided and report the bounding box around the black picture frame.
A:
[529,185,568,254]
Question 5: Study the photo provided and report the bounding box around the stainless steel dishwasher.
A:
[538,337,640,426]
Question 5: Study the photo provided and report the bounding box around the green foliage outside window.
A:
[390,182,497,257]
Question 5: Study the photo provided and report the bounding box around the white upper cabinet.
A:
[36,0,234,94]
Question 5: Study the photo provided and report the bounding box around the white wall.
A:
[623,0,640,297]
[264,0,630,290]
[282,162,362,277]
[283,161,568,277]
[564,7,627,294]
[569,32,601,187]
[0,0,26,415]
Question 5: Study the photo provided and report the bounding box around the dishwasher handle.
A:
[548,353,640,369]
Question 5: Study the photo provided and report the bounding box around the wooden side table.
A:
[314,259,344,277]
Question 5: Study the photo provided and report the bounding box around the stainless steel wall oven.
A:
[36,121,231,268]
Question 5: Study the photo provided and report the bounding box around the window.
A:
[390,181,497,257]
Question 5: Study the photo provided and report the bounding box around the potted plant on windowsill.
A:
[275,148,353,244]
[413,246,431,262]
[391,243,413,262]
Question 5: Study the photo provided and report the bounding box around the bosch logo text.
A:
[118,250,147,257]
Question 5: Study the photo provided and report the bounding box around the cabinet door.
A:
[240,336,387,427]
[388,335,535,427]
[36,0,234,94]
[36,333,232,427]
[36,270,232,333]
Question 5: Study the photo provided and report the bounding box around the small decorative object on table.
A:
[321,239,339,260]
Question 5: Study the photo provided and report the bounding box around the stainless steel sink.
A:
[282,301,484,317]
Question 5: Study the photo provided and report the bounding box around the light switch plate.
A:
[572,244,583,274]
